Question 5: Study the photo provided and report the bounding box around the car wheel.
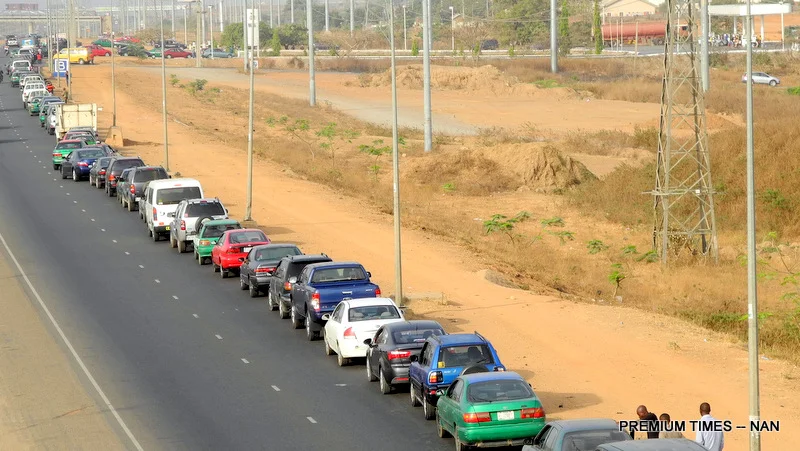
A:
[251,283,261,299]
[278,299,289,319]
[96,180,103,189]
[220,267,228,279]
[454,427,465,451]
[267,291,276,309]
[337,347,348,367]
[78,59,85,65]
[410,385,421,407]
[324,336,333,355]
[53,164,58,170]
[239,276,248,290]
[152,229,160,242]
[178,239,186,253]
[290,307,303,329]
[770,80,777,87]
[366,359,377,382]
[73,170,79,182]
[127,198,134,212]
[166,54,172,59]
[61,170,68,179]
[169,234,177,248]
[212,261,220,272]
[305,316,318,341]
[423,397,436,420]
[436,411,451,438]
[379,367,391,394]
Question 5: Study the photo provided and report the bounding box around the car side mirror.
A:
[366,271,372,278]
[409,355,418,362]
[321,313,331,321]
[288,277,297,284]
[363,338,372,346]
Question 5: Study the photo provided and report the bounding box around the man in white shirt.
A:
[695,402,724,451]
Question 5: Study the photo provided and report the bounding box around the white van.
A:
[143,178,204,241]
[22,83,46,106]
[10,59,31,72]
[20,74,43,90]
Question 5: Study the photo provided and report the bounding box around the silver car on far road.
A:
[742,72,780,86]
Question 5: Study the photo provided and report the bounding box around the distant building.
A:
[5,3,39,11]
[602,0,657,17]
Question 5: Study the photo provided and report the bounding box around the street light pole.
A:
[307,0,316,106]
[184,5,188,44]
[402,5,406,51]
[421,0,432,151]
[160,0,170,171]
[195,1,202,67]
[449,6,454,52]
[349,0,354,36]
[550,0,557,73]
[388,0,403,307]
[111,2,117,127]
[244,0,255,221]
[209,5,214,58]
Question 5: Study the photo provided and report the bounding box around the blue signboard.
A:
[53,58,69,78]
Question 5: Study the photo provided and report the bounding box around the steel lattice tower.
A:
[651,0,718,264]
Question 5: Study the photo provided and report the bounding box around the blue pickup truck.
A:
[289,261,381,341]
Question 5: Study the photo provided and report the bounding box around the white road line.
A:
[73,200,77,204]
[192,314,199,318]
[172,295,179,300]
[48,172,51,175]
[0,232,145,451]
[100,228,105,232]
[271,385,281,392]
[90,218,96,222]
[307,417,318,424]
[53,178,56,181]
[66,193,70,196]
[137,264,144,269]
[215,334,223,340]
[154,279,160,283]
[42,166,46,168]
[124,251,130,255]
[112,239,118,243]
[59,185,63,188]
[81,209,85,212]
[241,358,250,364]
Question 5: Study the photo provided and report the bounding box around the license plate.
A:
[342,297,352,301]
[165,226,170,231]
[242,247,252,253]
[497,411,514,421]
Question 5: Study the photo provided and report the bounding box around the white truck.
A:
[54,103,97,141]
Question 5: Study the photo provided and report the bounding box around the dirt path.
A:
[0,250,126,450]
[72,65,796,450]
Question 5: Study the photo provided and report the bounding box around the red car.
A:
[86,44,112,57]
[211,229,271,278]
[163,48,194,59]
[114,36,140,43]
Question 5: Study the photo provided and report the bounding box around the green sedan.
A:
[52,140,85,170]
[192,219,242,265]
[435,372,546,450]
[27,95,48,115]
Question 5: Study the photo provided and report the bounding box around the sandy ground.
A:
[66,64,798,449]
[0,249,125,450]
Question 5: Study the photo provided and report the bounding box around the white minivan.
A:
[143,178,204,241]
[22,83,46,106]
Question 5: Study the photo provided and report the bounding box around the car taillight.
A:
[521,407,545,419]
[428,371,443,384]
[130,185,135,194]
[78,162,88,167]
[180,220,185,231]
[284,281,292,291]
[226,247,240,254]
[343,327,356,339]
[463,412,492,423]
[199,240,210,246]
[375,287,381,296]
[52,152,60,157]
[109,174,116,181]
[311,292,320,311]
[255,266,275,274]
[99,169,106,175]
[152,207,157,221]
[387,350,411,361]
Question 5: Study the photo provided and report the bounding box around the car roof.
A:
[433,333,488,346]
[133,165,164,171]
[304,261,365,270]
[598,439,706,451]
[203,219,240,226]
[548,418,622,432]
[111,156,144,161]
[57,139,83,144]
[284,254,331,264]
[146,177,199,187]
[459,371,523,384]
[251,243,298,249]
[345,297,397,307]
[225,228,264,234]
[383,320,443,331]
[185,197,220,204]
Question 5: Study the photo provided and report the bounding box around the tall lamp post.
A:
[209,5,215,58]
[388,0,403,307]
[402,4,407,51]
[449,6,454,52]
[160,0,170,171]
[244,0,256,221]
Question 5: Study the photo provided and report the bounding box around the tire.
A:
[212,261,220,272]
[199,254,207,265]
[105,52,111,56]
[195,216,214,231]
[423,397,436,420]
[278,298,289,319]
[410,385,421,407]
[337,347,349,367]
[169,234,177,248]
[291,306,303,329]
[379,367,391,394]
[770,80,777,87]
[250,283,260,299]
[220,266,228,279]
[454,427,466,451]
[461,365,490,376]
[53,164,58,170]
[61,170,68,179]
[239,276,248,290]
[266,290,276,307]
[436,411,451,438]
[127,198,134,212]
[305,316,319,341]
[78,59,85,65]
[96,179,103,189]
[366,358,377,382]
[324,337,333,356]
[178,239,186,253]
[72,170,79,182]
[166,54,172,59]
[152,229,160,242]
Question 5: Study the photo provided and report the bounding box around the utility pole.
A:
[422,0,432,151]
[112,5,117,126]
[349,0,354,35]
[700,0,709,91]
[172,0,176,33]
[270,0,274,26]
[184,5,188,43]
[209,5,214,56]
[324,0,329,32]
[651,0,718,263]
[402,5,406,51]
[449,6,454,52]
[307,0,316,106]
[46,0,52,77]
[67,0,74,102]
[291,0,294,23]
[244,0,256,222]
[550,0,557,72]
[160,0,170,171]
[195,1,202,67]
[219,0,224,31]
[388,0,404,307]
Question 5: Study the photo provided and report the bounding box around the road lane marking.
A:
[59,185,63,188]
[215,334,223,340]
[73,200,77,204]
[154,279,160,283]
[112,240,117,243]
[65,193,70,196]
[0,232,145,451]
[172,295,179,300]
[124,251,130,255]
[192,314,199,318]
[53,178,56,181]
[241,358,250,364]
[90,218,96,222]
[307,417,317,424]
[271,385,281,392]
[81,209,85,212]
[100,228,105,232]
[137,264,144,269]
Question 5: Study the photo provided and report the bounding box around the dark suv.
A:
[268,254,332,319]
[118,165,169,211]
[105,157,146,197]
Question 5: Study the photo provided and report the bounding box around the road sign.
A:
[53,58,69,78]
[245,8,259,49]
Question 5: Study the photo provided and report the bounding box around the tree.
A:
[559,0,571,55]
[277,23,308,49]
[219,22,273,49]
[493,0,550,46]
[271,28,281,56]
[593,0,602,54]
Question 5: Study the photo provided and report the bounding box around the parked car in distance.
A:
[52,139,85,170]
[114,168,136,205]
[522,419,632,451]
[105,156,145,197]
[143,178,204,241]
[149,47,193,58]
[169,198,228,253]
[409,332,506,420]
[60,147,107,181]
[290,261,381,341]
[89,156,112,188]
[192,219,242,265]
[239,243,302,298]
[268,254,332,318]
[210,228,270,278]
[118,165,169,211]
[435,372,546,450]
[86,44,112,57]
[594,439,708,451]
[480,39,499,50]
[323,298,406,366]
[365,320,446,394]
[201,48,234,58]
[40,100,63,127]
[67,126,99,139]
[742,72,779,86]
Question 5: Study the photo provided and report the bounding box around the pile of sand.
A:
[485,144,597,190]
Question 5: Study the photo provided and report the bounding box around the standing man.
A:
[695,402,724,451]
[659,413,685,439]
[630,405,660,439]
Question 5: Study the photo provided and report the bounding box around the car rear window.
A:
[466,380,533,403]
[560,430,632,451]
[253,246,301,262]
[391,327,445,344]
[438,344,494,368]
[112,159,144,172]
[202,224,241,238]
[75,149,106,159]
[56,142,82,149]
[348,305,401,322]
[286,260,330,278]
[96,158,111,168]
[310,267,367,283]
[156,186,202,205]
[133,169,167,182]
[228,230,267,244]
[186,202,225,217]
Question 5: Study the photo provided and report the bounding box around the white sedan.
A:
[323,298,405,367]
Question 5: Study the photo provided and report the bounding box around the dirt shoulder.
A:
[0,249,126,450]
[70,64,797,450]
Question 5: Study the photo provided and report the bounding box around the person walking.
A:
[630,405,659,439]
[659,413,685,439]
[695,402,724,451]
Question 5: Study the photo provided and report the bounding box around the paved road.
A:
[0,58,455,450]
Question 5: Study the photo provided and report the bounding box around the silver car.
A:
[596,438,708,451]
[169,198,228,253]
[742,71,780,86]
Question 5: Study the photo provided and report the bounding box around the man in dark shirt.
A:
[630,405,660,439]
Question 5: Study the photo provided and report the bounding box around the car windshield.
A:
[156,186,202,205]
[56,142,82,149]
[96,158,111,168]
[348,305,401,322]
[253,246,301,261]
[186,202,225,217]
[310,267,367,283]
[75,149,106,159]
[466,380,534,403]
[134,169,166,182]
[228,231,267,244]
[113,160,144,171]
[439,344,495,368]
[561,430,632,451]
[202,224,241,238]
[392,327,445,344]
